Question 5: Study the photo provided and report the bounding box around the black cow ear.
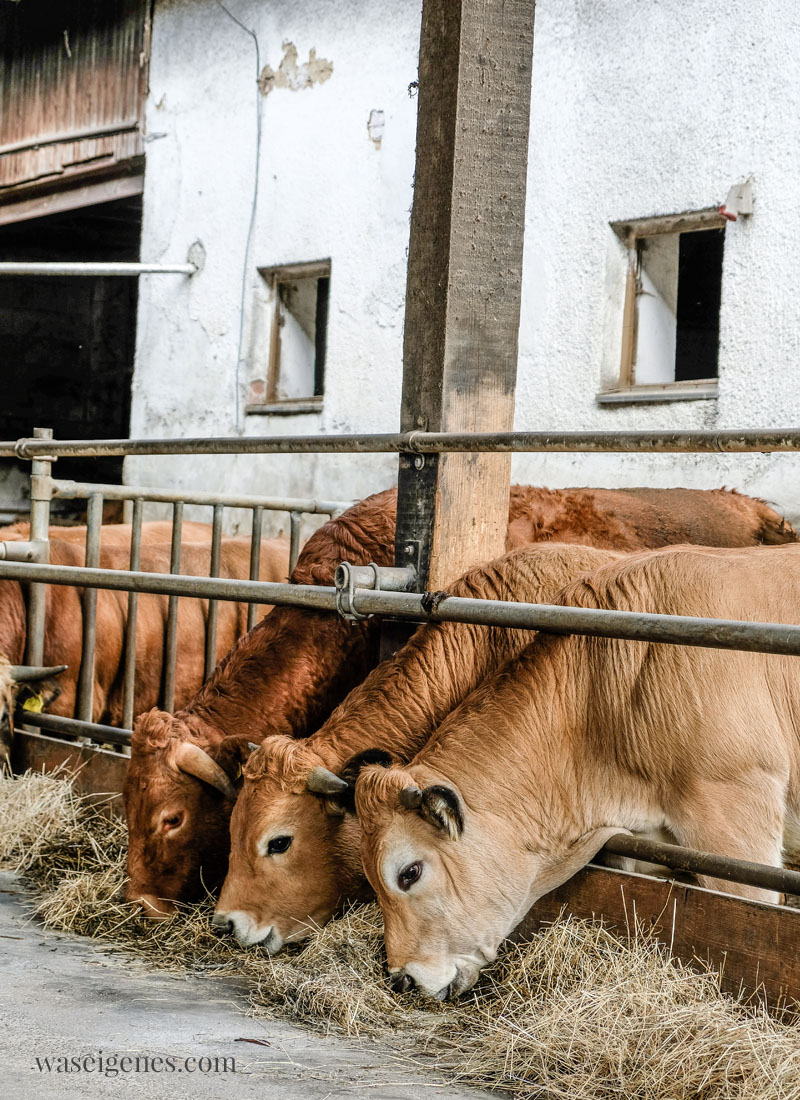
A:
[213,736,256,785]
[326,749,397,815]
[419,786,463,841]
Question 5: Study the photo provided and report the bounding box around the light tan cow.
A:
[213,544,622,948]
[355,544,800,1000]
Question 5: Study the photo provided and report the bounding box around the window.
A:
[600,211,725,404]
[247,260,330,414]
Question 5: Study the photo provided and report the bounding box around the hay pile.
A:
[2,769,800,1099]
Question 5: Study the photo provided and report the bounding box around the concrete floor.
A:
[0,872,490,1100]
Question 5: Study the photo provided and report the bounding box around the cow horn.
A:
[306,766,349,796]
[8,664,67,683]
[173,741,238,801]
[247,742,259,753]
[399,787,423,810]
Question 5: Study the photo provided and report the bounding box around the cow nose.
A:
[211,913,234,937]
[389,970,415,994]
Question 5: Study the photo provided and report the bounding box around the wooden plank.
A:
[11,730,128,809]
[0,171,143,227]
[395,0,535,591]
[515,863,800,1011]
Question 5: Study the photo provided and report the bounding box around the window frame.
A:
[600,209,726,405]
[246,259,331,415]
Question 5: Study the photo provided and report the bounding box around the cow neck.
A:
[409,632,596,839]
[308,618,516,772]
[185,489,399,743]
[0,581,27,664]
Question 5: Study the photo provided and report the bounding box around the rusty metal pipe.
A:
[247,506,263,633]
[204,504,223,681]
[5,561,800,657]
[75,493,103,723]
[162,502,183,712]
[11,428,800,460]
[598,833,800,898]
[121,498,143,732]
[48,478,350,515]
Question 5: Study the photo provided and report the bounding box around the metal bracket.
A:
[333,561,418,622]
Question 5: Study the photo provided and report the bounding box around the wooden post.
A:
[395,0,535,590]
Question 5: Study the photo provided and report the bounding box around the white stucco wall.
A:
[129,0,800,531]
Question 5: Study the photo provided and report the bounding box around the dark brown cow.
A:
[123,485,796,916]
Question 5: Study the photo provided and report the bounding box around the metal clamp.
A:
[333,561,419,622]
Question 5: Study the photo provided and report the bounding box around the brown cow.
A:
[123,485,796,917]
[0,524,288,765]
[355,543,800,1000]
[214,544,621,947]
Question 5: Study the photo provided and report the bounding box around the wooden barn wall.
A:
[0,0,148,203]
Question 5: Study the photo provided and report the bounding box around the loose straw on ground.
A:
[2,770,799,1099]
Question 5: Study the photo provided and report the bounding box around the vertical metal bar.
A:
[162,501,183,712]
[289,510,301,575]
[76,493,103,722]
[203,504,224,680]
[121,498,143,731]
[246,506,263,631]
[25,427,53,666]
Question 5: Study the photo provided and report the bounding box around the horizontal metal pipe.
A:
[9,428,800,460]
[17,709,132,748]
[48,478,351,515]
[0,262,196,277]
[598,833,800,898]
[4,560,800,656]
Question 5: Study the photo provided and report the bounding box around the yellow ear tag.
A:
[22,692,45,713]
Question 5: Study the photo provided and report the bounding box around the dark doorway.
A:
[0,195,141,512]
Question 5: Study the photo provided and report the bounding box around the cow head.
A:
[355,764,620,1000]
[0,661,67,770]
[213,737,386,950]
[123,709,246,917]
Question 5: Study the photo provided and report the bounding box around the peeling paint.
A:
[258,42,333,96]
[367,109,385,148]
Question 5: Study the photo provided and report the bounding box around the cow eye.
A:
[161,813,183,832]
[267,836,293,856]
[397,861,422,891]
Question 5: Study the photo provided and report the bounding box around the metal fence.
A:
[5,425,800,898]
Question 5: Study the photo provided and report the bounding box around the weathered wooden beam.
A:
[516,863,800,1011]
[395,0,535,590]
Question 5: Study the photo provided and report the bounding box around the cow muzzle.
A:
[214,909,285,953]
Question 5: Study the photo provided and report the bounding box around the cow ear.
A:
[316,749,398,817]
[419,785,463,840]
[212,736,257,787]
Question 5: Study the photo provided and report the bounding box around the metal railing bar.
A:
[247,506,263,632]
[4,560,800,656]
[17,709,132,748]
[204,504,223,681]
[11,428,800,460]
[48,478,350,515]
[24,427,52,666]
[598,833,800,898]
[76,493,103,723]
[162,502,183,712]
[0,262,196,277]
[289,510,301,575]
[121,499,144,731]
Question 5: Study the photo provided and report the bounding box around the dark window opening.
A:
[249,260,330,413]
[675,228,724,381]
[0,195,142,515]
